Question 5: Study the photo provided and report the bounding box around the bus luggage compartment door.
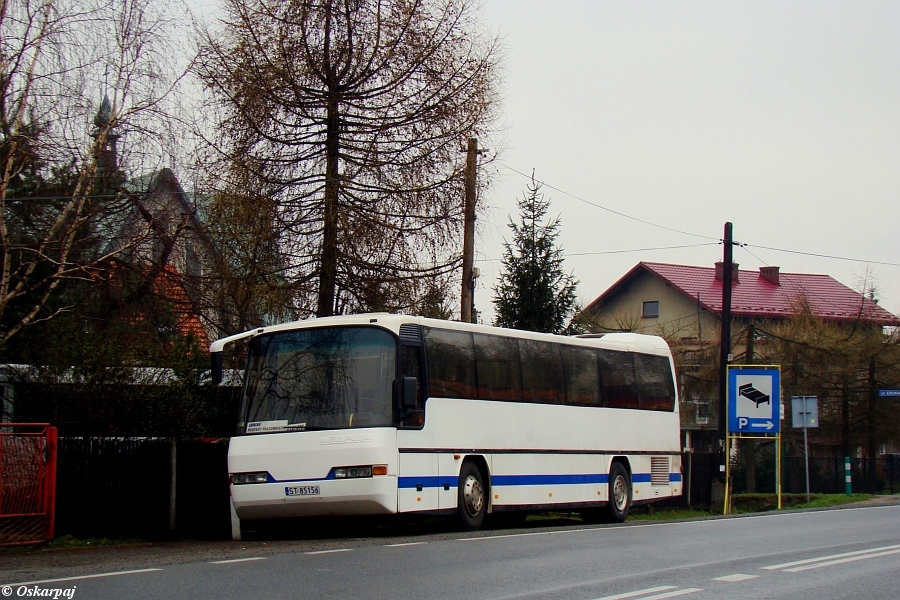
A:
[398,453,439,513]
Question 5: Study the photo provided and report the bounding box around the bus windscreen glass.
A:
[239,327,396,434]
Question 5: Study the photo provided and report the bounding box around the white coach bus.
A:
[211,314,682,538]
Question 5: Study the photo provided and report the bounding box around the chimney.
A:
[760,266,780,285]
[714,261,740,283]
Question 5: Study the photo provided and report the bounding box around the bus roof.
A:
[209,313,671,356]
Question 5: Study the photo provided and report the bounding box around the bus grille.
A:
[650,457,669,486]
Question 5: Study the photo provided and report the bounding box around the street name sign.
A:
[879,389,900,398]
[728,366,781,434]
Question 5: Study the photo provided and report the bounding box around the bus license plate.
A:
[285,485,320,497]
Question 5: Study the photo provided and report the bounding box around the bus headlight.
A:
[333,465,386,479]
[232,471,269,485]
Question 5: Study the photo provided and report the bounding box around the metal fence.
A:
[55,437,230,539]
[683,450,900,502]
[727,447,900,496]
[0,423,57,546]
[775,455,899,495]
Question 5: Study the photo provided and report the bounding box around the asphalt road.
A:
[3,499,899,599]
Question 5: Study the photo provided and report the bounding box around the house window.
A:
[642,301,659,318]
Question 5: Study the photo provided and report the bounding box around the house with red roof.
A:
[582,261,900,340]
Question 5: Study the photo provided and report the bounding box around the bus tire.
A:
[608,461,632,522]
[457,461,486,531]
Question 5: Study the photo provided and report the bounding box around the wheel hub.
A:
[463,474,484,517]
[613,475,628,510]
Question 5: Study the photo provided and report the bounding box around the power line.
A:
[738,244,770,266]
[474,242,719,264]
[495,161,720,242]
[744,244,900,269]
[566,243,720,257]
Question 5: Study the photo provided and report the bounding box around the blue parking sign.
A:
[728,367,780,434]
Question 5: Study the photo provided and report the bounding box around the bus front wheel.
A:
[457,462,486,531]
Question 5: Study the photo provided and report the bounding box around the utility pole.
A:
[460,138,478,323]
[718,222,734,448]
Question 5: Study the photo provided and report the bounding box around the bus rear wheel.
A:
[608,462,632,522]
[457,462,486,531]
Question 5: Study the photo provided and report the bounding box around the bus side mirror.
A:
[211,352,224,386]
[402,377,418,409]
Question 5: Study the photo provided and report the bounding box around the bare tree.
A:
[0,0,195,348]
[196,0,501,319]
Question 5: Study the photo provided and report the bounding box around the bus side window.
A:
[520,338,564,404]
[401,345,423,408]
[635,353,676,411]
[423,327,478,399]
[599,349,639,409]
[561,345,601,407]
[473,333,522,402]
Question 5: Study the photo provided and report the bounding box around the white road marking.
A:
[713,573,758,582]
[384,541,428,547]
[458,530,560,541]
[210,557,267,564]
[763,544,900,571]
[784,548,900,572]
[639,589,703,600]
[592,586,676,600]
[304,548,353,555]
[595,587,703,600]
[2,568,162,587]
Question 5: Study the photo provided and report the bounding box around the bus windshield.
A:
[239,326,397,434]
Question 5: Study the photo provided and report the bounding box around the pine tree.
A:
[493,174,578,333]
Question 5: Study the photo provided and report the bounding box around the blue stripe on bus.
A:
[493,473,609,486]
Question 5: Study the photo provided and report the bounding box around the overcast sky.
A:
[474,0,899,324]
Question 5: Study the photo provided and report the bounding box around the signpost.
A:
[725,366,782,514]
[792,396,819,502]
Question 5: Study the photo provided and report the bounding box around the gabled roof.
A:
[585,261,900,326]
[122,168,207,234]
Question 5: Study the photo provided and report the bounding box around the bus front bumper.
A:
[231,475,399,520]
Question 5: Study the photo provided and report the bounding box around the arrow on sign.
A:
[751,421,775,430]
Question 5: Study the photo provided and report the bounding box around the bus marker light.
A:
[373,465,388,476]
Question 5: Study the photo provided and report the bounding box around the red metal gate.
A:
[0,423,57,545]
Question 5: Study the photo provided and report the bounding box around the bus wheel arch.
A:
[608,458,632,522]
[456,457,489,531]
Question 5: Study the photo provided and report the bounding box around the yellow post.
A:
[725,434,734,515]
[776,434,782,509]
